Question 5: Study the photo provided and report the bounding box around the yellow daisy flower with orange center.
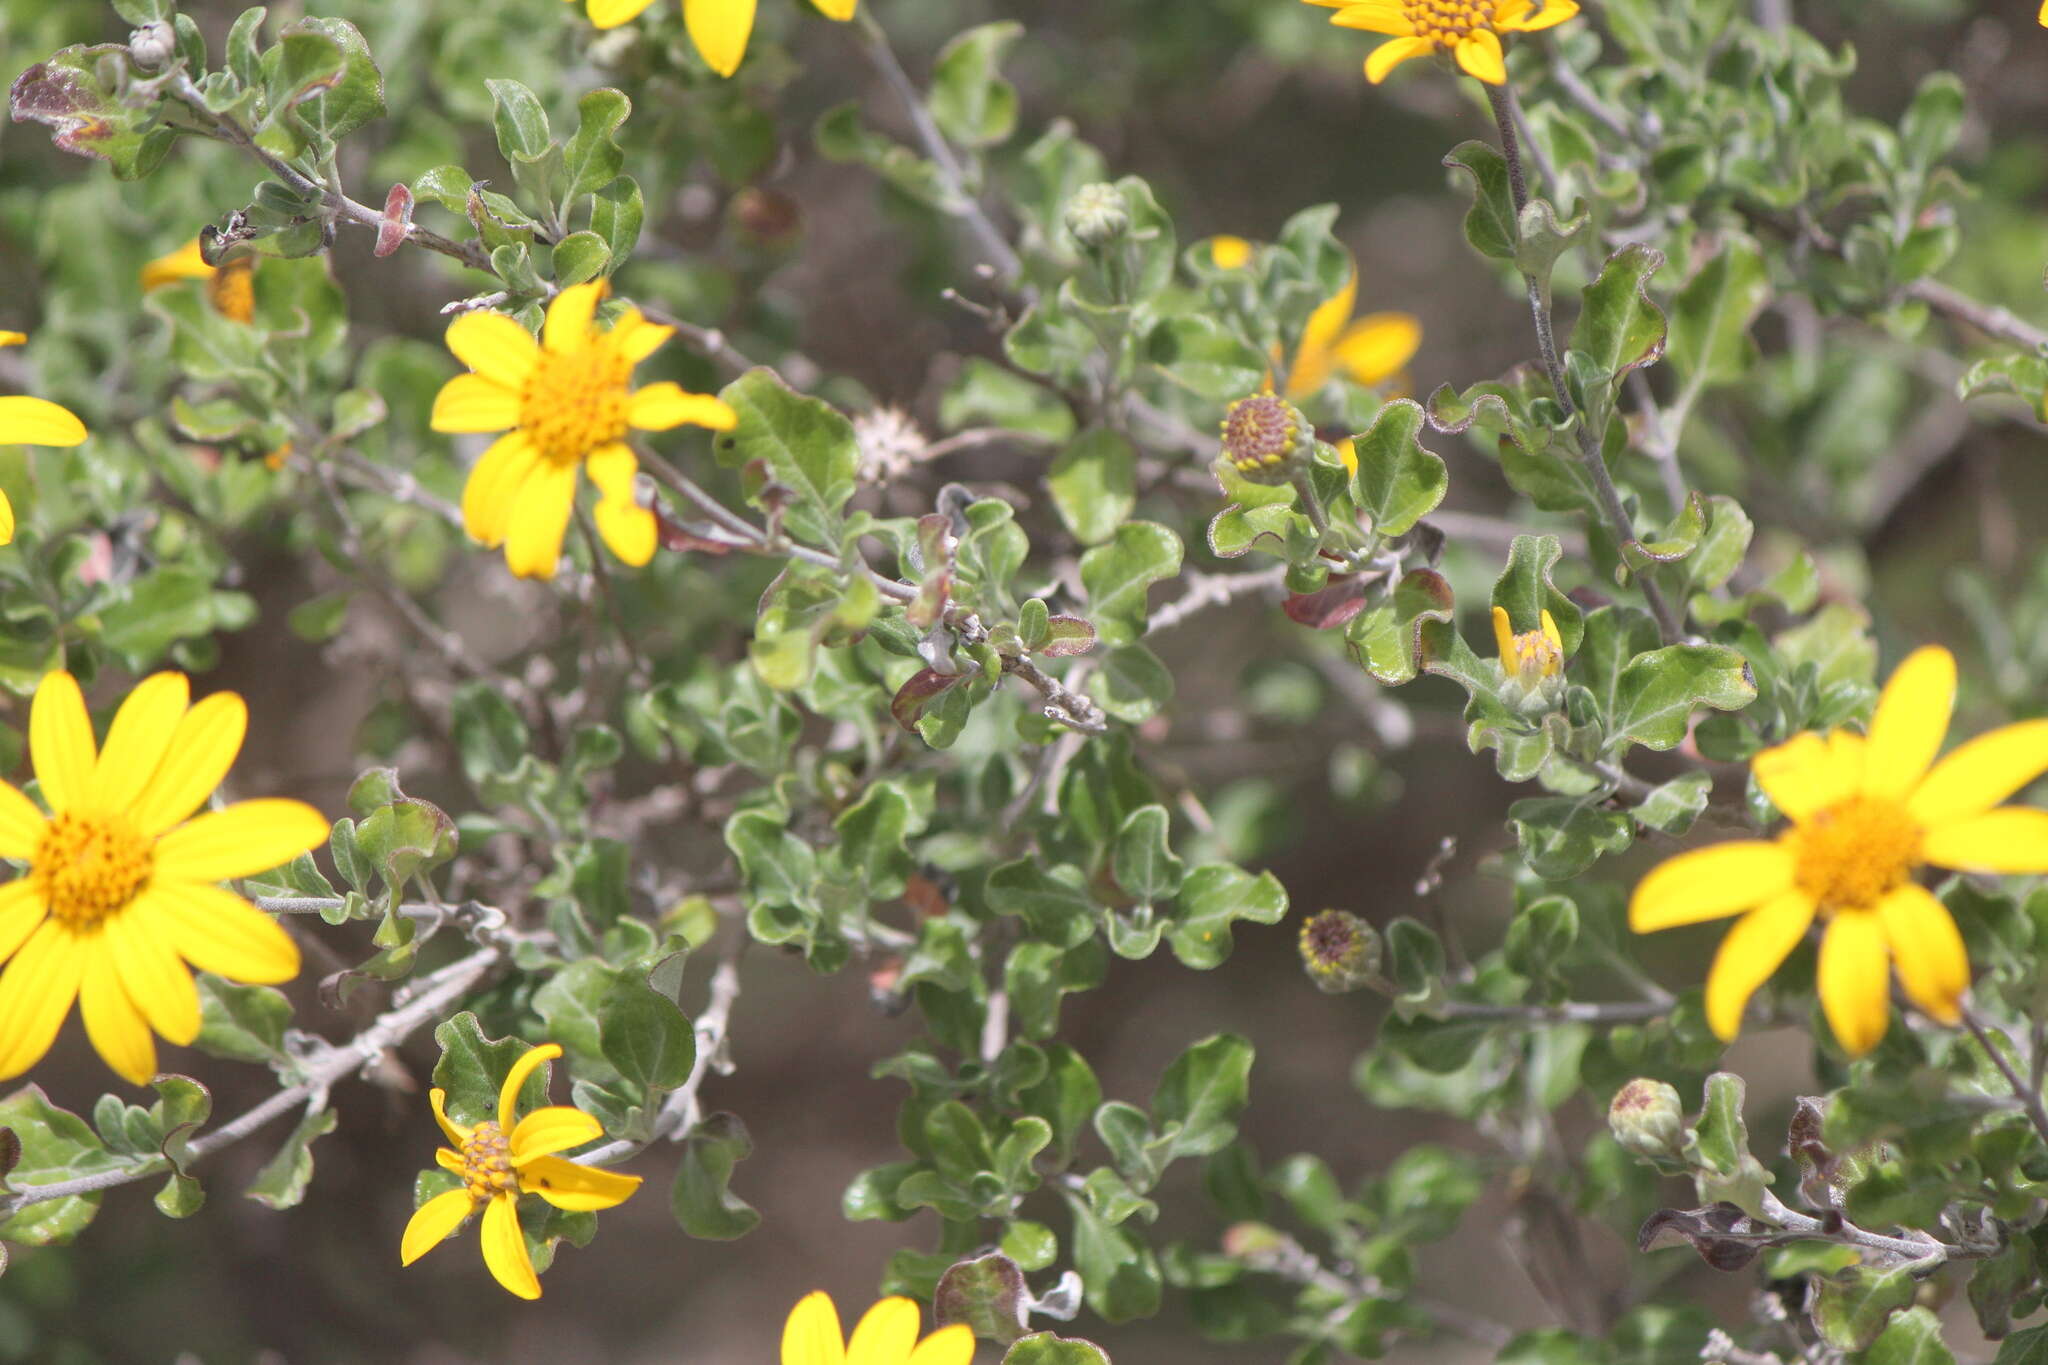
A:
[1305,0,1581,85]
[0,331,87,546]
[140,238,256,324]
[781,1290,975,1365]
[400,1041,642,1299]
[429,281,737,580]
[1631,646,2048,1055]
[0,671,327,1085]
[564,0,858,77]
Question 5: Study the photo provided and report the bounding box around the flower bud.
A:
[1063,182,1131,250]
[1608,1078,1688,1164]
[1492,605,1566,714]
[1221,393,1313,486]
[1220,1221,1290,1267]
[128,21,176,70]
[1298,909,1381,993]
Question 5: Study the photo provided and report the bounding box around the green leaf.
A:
[1667,235,1770,390]
[1507,797,1632,879]
[671,1112,761,1240]
[716,368,860,543]
[987,859,1097,950]
[725,809,816,912]
[1514,198,1590,300]
[1491,534,1584,655]
[1812,1264,1917,1352]
[927,22,1023,149]
[1168,864,1287,970]
[1347,399,1447,537]
[485,78,552,164]
[192,975,291,1063]
[243,1107,339,1210]
[1063,1188,1162,1322]
[834,779,921,900]
[1605,644,1757,753]
[272,18,383,147]
[1146,314,1268,400]
[431,1013,543,1130]
[600,979,696,1092]
[590,176,645,267]
[1865,1307,1956,1365]
[1346,568,1456,686]
[1900,72,1966,170]
[1567,243,1667,432]
[1089,644,1174,724]
[1995,1326,2048,1365]
[935,1252,1029,1345]
[1112,805,1184,903]
[1442,141,1517,261]
[1005,941,1107,1040]
[0,1086,121,1246]
[1048,428,1136,546]
[1150,1034,1253,1163]
[1079,522,1183,646]
[551,231,611,287]
[1003,1334,1113,1365]
[562,88,631,201]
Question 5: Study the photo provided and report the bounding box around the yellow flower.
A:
[1630,646,2048,1056]
[0,331,87,546]
[1492,606,1563,685]
[140,239,256,324]
[429,282,737,580]
[0,671,327,1084]
[1207,240,1420,400]
[1306,0,1581,85]
[1209,235,1255,271]
[781,1291,974,1365]
[400,1041,642,1300]
[564,0,857,76]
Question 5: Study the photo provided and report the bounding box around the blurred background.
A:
[4,0,2048,1360]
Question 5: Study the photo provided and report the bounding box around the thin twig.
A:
[580,940,746,1166]
[1960,1005,2048,1151]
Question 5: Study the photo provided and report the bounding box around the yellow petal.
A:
[0,488,13,546]
[504,459,578,580]
[783,1291,849,1365]
[585,443,638,503]
[91,672,190,815]
[608,310,674,364]
[847,1298,921,1365]
[1628,840,1793,931]
[687,0,758,77]
[435,1146,467,1177]
[0,332,21,348]
[1334,313,1422,386]
[1365,34,1437,83]
[0,783,47,859]
[79,947,155,1085]
[0,919,84,1080]
[430,1087,472,1147]
[462,431,542,549]
[1753,730,1865,823]
[1454,28,1507,83]
[153,799,329,883]
[399,1188,477,1265]
[1703,891,1815,1041]
[808,0,856,19]
[445,311,541,390]
[481,1193,541,1299]
[1875,883,1967,1024]
[1329,0,1417,33]
[587,444,655,567]
[1490,606,1515,662]
[1818,911,1892,1056]
[1863,646,1955,801]
[627,383,738,432]
[129,692,248,837]
[144,882,300,985]
[0,880,48,963]
[1209,235,1254,270]
[140,239,214,291]
[905,1327,975,1365]
[588,0,661,24]
[1497,0,1580,31]
[1285,269,1358,400]
[107,903,200,1046]
[0,396,88,448]
[429,374,520,434]
[30,671,96,815]
[509,1105,603,1162]
[499,1041,563,1131]
[543,281,606,354]
[1539,609,1562,654]
[518,1154,644,1211]
[1908,719,2048,829]
[1921,808,2048,875]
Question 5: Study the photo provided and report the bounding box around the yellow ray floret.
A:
[0,329,88,547]
[430,282,737,580]
[0,670,327,1084]
[781,1290,975,1365]
[1630,646,2048,1055]
[400,1041,642,1299]
[1305,0,1580,85]
[564,0,857,77]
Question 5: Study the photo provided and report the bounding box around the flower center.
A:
[1505,628,1562,685]
[519,340,633,466]
[1221,393,1303,474]
[459,1120,520,1200]
[1787,795,1923,913]
[34,810,153,927]
[1403,0,1490,41]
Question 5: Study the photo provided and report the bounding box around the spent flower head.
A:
[430,281,736,580]
[1305,0,1581,84]
[400,1041,642,1299]
[1220,392,1314,484]
[1299,909,1382,992]
[0,671,326,1084]
[1630,646,2048,1055]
